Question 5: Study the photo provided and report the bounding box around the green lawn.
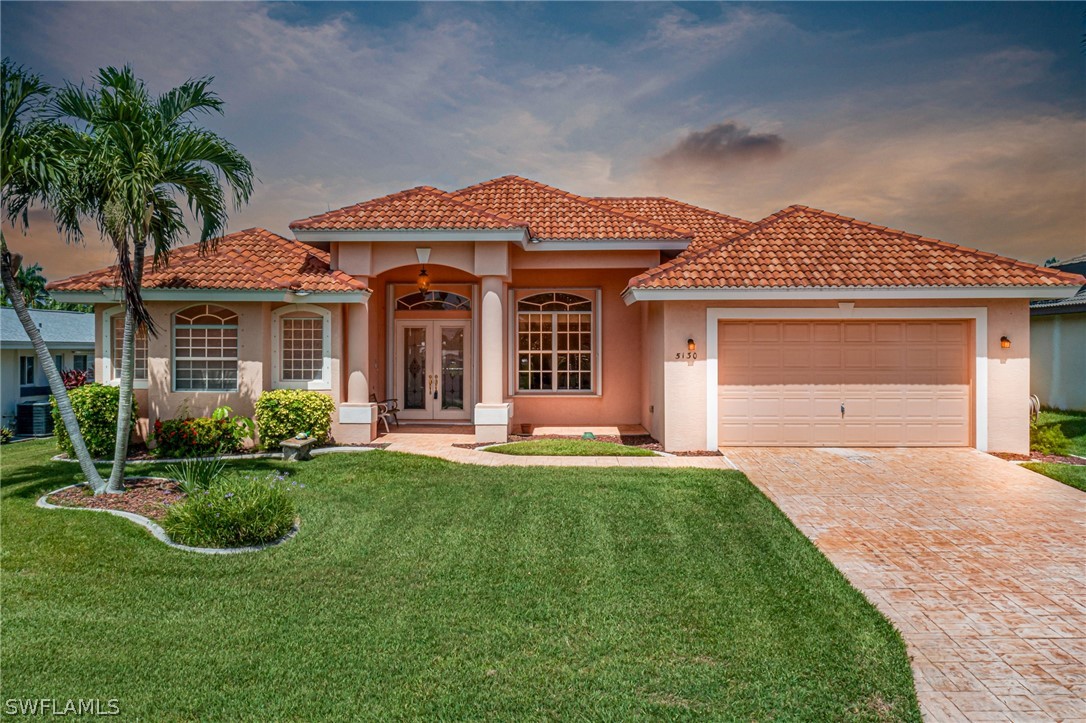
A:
[1,440,919,720]
[1036,407,1086,456]
[1023,462,1086,492]
[485,438,657,456]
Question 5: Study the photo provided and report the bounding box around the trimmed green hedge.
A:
[51,384,135,459]
[162,474,298,548]
[254,390,335,450]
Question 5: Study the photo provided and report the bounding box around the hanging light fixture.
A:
[417,267,431,293]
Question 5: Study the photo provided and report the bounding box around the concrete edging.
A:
[36,482,300,555]
[51,447,378,465]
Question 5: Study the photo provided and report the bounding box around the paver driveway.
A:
[723,448,1085,722]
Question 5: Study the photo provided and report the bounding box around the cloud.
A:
[655,122,785,171]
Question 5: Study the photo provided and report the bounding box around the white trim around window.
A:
[509,289,601,397]
[704,306,989,451]
[101,305,149,389]
[271,304,332,390]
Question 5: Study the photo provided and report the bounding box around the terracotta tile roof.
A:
[47,228,367,294]
[594,196,754,252]
[290,185,526,231]
[449,176,692,241]
[630,205,1086,289]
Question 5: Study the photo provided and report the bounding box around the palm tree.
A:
[0,59,107,493]
[51,66,254,493]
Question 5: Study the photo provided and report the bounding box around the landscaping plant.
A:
[163,455,228,495]
[0,426,11,444]
[51,383,134,459]
[254,390,335,449]
[162,472,299,548]
[1030,422,1071,456]
[60,368,89,390]
[152,417,246,458]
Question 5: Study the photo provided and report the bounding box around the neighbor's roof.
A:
[1031,286,1086,314]
[47,228,367,294]
[629,205,1086,290]
[290,186,527,232]
[0,307,94,349]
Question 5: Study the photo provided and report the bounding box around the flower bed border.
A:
[51,446,381,465]
[37,482,299,555]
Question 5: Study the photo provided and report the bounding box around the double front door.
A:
[393,320,472,421]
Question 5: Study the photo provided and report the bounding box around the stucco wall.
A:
[647,298,1032,453]
[1031,312,1086,411]
[94,300,346,446]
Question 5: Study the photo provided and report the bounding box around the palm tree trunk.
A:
[1,233,106,494]
[104,237,147,494]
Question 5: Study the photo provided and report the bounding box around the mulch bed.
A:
[990,451,1086,466]
[47,478,185,521]
[453,434,722,457]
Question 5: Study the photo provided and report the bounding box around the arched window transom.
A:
[396,290,471,311]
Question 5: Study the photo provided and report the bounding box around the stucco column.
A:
[475,275,512,442]
[347,300,370,403]
[338,294,377,443]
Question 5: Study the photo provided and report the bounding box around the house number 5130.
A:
[674,351,698,360]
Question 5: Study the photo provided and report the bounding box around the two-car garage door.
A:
[717,320,971,446]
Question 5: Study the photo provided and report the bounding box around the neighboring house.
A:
[1030,253,1086,411]
[0,307,95,430]
[48,176,1084,453]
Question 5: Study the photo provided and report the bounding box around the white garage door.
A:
[718,320,971,446]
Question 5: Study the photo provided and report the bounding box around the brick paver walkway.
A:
[724,447,1086,722]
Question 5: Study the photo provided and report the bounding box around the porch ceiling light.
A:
[1000,336,1011,349]
[417,267,431,293]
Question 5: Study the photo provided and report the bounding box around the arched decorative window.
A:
[395,290,471,311]
[272,305,332,390]
[173,305,239,391]
[516,292,594,392]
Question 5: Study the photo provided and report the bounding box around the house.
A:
[47,176,1085,453]
[0,307,95,431]
[1030,253,1086,411]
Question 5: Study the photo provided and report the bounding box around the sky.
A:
[2,1,1084,281]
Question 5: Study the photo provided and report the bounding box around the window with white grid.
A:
[173,305,238,391]
[516,292,594,393]
[281,314,323,382]
[111,316,148,381]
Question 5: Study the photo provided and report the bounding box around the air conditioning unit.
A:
[15,401,54,437]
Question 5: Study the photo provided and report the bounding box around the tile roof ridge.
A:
[595,195,755,228]
[452,175,694,239]
[289,184,526,229]
[789,206,1085,285]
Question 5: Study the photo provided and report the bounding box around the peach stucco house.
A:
[48,176,1084,453]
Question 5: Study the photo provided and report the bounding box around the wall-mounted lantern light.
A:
[687,338,696,351]
[1000,336,1011,349]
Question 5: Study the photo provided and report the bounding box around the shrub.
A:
[0,427,12,445]
[1031,423,1071,456]
[61,369,89,390]
[255,390,335,449]
[152,416,246,458]
[163,455,228,495]
[51,384,135,459]
[162,473,300,548]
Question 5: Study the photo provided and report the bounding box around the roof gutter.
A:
[621,284,1083,306]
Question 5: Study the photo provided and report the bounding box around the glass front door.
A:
[394,320,472,420]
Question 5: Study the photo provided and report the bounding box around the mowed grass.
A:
[1,440,920,720]
[486,438,657,456]
[1023,462,1086,492]
[1036,407,1086,456]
